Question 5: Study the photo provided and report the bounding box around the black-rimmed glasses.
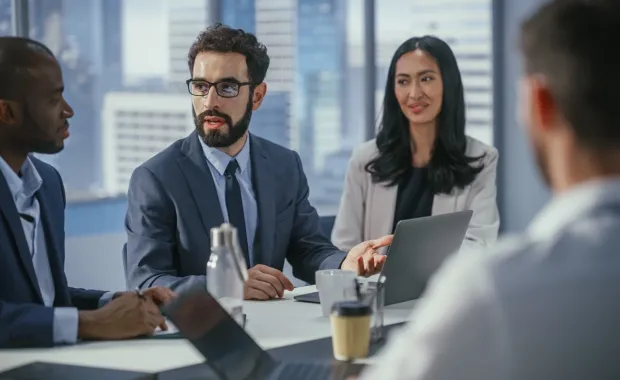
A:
[186,79,252,98]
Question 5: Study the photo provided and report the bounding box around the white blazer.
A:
[332,136,500,253]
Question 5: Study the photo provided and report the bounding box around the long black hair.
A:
[365,36,485,194]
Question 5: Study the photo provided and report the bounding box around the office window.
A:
[375,0,494,145]
[26,0,364,217]
[0,0,12,36]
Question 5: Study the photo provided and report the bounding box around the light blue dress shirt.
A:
[0,156,113,345]
[199,135,258,266]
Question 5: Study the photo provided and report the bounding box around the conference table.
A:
[0,286,416,376]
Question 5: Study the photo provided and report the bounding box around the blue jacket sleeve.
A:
[0,300,54,348]
[68,287,107,310]
[124,166,205,294]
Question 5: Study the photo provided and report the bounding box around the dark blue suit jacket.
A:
[124,132,346,293]
[0,157,104,348]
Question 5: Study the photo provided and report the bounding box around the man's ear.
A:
[0,99,20,125]
[251,82,267,111]
[528,75,559,134]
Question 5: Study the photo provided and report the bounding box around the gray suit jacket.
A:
[124,131,346,293]
[359,180,620,380]
[332,136,499,252]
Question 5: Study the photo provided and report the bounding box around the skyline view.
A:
[1,0,492,217]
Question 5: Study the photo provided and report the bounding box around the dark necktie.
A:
[224,159,250,266]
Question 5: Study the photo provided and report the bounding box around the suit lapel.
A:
[177,131,225,243]
[250,136,275,266]
[36,181,70,306]
[0,172,43,302]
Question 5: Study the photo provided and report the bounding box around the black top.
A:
[392,167,434,233]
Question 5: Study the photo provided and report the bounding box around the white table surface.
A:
[0,286,415,374]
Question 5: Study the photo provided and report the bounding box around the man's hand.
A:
[244,264,295,300]
[113,286,176,306]
[140,286,176,305]
[341,235,393,276]
[78,292,167,341]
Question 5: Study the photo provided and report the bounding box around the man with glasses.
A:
[124,24,392,299]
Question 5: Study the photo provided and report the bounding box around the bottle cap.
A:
[210,226,230,248]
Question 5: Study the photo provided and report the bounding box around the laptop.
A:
[294,210,474,306]
[163,284,364,380]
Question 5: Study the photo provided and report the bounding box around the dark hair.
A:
[187,23,270,84]
[520,0,620,149]
[365,36,484,194]
[0,37,55,99]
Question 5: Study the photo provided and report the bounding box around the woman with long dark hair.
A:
[332,36,499,252]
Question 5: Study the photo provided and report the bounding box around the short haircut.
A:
[0,37,55,99]
[520,0,620,148]
[187,23,270,84]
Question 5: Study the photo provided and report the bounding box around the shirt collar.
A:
[528,177,620,240]
[198,133,251,176]
[0,155,43,201]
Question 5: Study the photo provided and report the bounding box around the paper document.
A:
[154,320,180,336]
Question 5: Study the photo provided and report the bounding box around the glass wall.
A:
[19,0,493,227]
[25,0,369,217]
[376,0,494,145]
[0,0,12,35]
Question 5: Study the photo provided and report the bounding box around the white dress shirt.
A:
[360,178,620,380]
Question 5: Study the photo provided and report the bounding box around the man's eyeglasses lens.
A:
[189,81,239,98]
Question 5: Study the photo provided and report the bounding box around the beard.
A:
[194,97,253,148]
[22,103,65,155]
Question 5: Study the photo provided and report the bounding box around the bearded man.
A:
[124,24,392,300]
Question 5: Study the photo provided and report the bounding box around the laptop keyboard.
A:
[270,362,344,380]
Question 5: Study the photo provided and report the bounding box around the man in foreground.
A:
[124,24,391,299]
[359,0,620,378]
[0,37,174,348]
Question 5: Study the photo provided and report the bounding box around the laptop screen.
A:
[164,285,278,380]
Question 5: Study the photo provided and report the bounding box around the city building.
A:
[218,0,294,150]
[250,91,291,148]
[101,92,193,195]
[0,0,11,36]
[296,0,348,210]
[28,0,124,198]
[19,0,493,216]
[220,0,255,33]
[375,0,493,145]
[167,0,218,92]
[254,0,296,150]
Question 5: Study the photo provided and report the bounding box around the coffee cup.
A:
[330,301,372,361]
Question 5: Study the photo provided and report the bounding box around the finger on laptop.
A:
[370,234,393,249]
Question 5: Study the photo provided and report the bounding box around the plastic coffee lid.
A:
[331,301,372,317]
